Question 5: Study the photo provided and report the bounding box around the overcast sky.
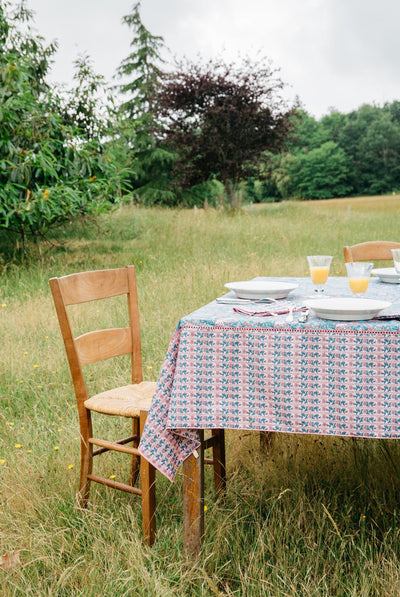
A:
[25,0,400,119]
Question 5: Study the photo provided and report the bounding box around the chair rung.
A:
[203,435,218,450]
[87,473,142,495]
[92,435,138,456]
[204,457,214,465]
[89,437,140,456]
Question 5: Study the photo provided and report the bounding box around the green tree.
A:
[280,141,352,199]
[115,2,176,204]
[358,111,400,194]
[0,1,121,253]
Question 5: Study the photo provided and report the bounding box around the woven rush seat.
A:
[85,381,156,417]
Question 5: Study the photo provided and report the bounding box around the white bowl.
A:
[225,280,298,300]
[304,298,391,321]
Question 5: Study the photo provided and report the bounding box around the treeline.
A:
[1,0,399,254]
[266,102,400,201]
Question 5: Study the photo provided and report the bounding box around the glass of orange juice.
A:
[345,262,373,296]
[307,255,332,294]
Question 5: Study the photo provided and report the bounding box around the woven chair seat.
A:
[85,381,156,417]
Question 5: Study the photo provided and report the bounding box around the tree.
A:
[60,53,112,141]
[280,141,352,199]
[155,57,295,206]
[116,1,165,118]
[115,2,176,204]
[0,1,121,252]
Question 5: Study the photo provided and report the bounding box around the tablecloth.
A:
[139,277,400,481]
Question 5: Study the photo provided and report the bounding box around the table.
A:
[139,277,400,554]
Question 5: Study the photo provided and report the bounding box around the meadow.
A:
[2,195,400,596]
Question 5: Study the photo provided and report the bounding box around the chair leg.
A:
[212,429,226,497]
[77,411,93,508]
[139,411,156,546]
[129,417,141,487]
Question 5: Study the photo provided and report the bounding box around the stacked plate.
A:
[224,280,298,300]
[372,268,400,284]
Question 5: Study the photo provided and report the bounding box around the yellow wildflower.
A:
[0,459,5,464]
[89,175,96,182]
[15,444,22,449]
[33,364,39,368]
[54,446,59,451]
[109,475,116,480]
[43,189,50,199]
[1,303,6,308]
[68,464,74,469]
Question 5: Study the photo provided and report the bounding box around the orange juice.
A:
[349,277,369,294]
[310,267,329,285]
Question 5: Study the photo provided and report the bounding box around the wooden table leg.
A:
[183,430,204,557]
[260,430,274,452]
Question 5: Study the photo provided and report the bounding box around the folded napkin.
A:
[233,305,307,317]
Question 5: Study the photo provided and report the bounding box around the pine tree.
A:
[115,2,176,204]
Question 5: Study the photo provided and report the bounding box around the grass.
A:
[2,195,400,595]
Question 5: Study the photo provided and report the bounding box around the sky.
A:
[24,0,400,119]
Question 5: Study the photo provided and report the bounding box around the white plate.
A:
[304,298,391,321]
[372,267,400,284]
[224,280,298,300]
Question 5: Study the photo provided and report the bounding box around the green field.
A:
[2,196,400,596]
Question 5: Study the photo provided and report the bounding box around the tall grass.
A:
[2,196,400,595]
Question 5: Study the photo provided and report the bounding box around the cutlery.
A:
[233,305,307,317]
[298,309,309,323]
[216,296,278,305]
[285,306,294,322]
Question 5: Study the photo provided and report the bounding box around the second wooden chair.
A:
[343,241,400,263]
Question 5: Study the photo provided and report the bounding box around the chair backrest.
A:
[343,241,400,263]
[49,266,143,407]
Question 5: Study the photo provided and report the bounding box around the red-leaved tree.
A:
[155,57,295,206]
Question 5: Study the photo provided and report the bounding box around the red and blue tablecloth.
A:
[139,277,400,481]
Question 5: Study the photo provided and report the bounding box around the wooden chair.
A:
[343,241,400,263]
[49,266,226,546]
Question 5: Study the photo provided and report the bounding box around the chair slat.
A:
[75,328,132,365]
[57,268,129,305]
[344,241,400,262]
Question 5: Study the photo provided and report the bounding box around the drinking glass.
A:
[391,249,400,273]
[345,262,373,296]
[307,255,332,294]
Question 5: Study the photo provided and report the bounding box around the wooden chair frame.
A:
[49,266,156,544]
[50,265,226,546]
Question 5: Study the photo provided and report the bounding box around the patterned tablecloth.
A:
[139,277,400,481]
